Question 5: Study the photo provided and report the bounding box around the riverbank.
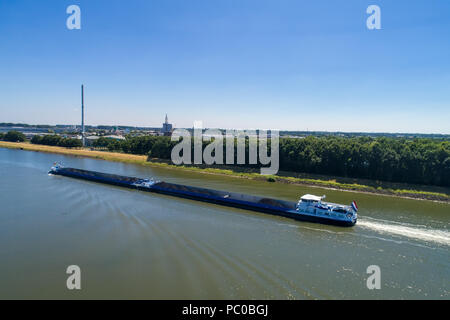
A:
[1,141,449,202]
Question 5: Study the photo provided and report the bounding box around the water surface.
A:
[0,148,448,299]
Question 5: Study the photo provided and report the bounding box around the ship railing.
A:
[50,162,63,172]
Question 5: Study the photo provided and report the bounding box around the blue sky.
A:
[0,0,449,133]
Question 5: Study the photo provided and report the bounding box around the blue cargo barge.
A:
[48,164,357,227]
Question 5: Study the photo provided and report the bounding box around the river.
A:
[0,148,448,299]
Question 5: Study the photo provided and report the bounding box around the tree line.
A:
[93,136,176,159]
[0,130,26,142]
[30,134,83,148]
[279,136,449,187]
[92,135,450,187]
[2,130,448,187]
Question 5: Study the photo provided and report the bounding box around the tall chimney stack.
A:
[81,84,85,147]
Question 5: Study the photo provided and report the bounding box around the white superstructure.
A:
[294,194,358,224]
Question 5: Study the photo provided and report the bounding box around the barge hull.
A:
[51,168,142,189]
[50,167,355,227]
[148,184,355,227]
[150,187,355,226]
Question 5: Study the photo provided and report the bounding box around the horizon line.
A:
[1,122,449,136]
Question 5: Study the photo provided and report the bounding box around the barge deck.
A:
[49,165,357,227]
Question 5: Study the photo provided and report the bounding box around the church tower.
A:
[162,114,173,136]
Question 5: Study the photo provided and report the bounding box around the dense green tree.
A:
[71,134,450,187]
[4,130,26,142]
[31,134,82,148]
[40,135,61,146]
[30,135,43,144]
[148,138,173,159]
[92,137,114,148]
[58,138,82,148]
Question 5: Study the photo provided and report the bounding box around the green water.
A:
[0,148,448,299]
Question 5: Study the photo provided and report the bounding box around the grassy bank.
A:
[1,140,449,202]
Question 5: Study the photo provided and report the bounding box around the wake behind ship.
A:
[48,163,358,227]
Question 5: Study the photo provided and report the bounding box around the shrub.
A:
[4,130,26,142]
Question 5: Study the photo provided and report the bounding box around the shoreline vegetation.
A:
[1,141,449,203]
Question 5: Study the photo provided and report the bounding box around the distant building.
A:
[85,135,99,146]
[162,114,173,136]
[103,135,126,140]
